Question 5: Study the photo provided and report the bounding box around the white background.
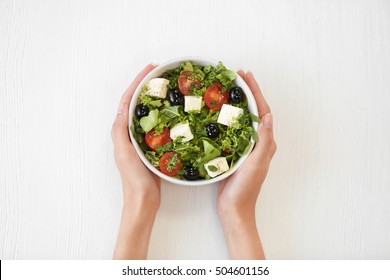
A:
[1,0,389,260]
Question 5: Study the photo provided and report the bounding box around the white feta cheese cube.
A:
[170,122,193,142]
[217,104,244,126]
[184,96,202,112]
[204,157,229,178]
[144,78,169,98]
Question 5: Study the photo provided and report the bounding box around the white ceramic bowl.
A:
[129,57,258,186]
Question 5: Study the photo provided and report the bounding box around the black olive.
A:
[206,123,220,138]
[229,87,244,104]
[167,89,184,106]
[184,167,200,181]
[135,104,149,119]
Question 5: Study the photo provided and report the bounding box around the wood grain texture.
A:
[1,0,389,259]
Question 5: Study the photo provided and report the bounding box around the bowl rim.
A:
[128,56,259,186]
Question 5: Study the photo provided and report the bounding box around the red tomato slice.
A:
[178,71,202,95]
[203,82,229,110]
[159,152,182,177]
[144,127,172,151]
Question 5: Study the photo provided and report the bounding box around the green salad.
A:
[131,61,259,180]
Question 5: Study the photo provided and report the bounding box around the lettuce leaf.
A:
[145,151,160,167]
[181,61,193,72]
[201,139,221,162]
[250,113,260,122]
[140,109,159,133]
[160,106,180,118]
[139,94,163,108]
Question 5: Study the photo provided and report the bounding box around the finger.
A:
[237,69,246,80]
[112,64,155,146]
[243,71,270,118]
[250,113,276,161]
[118,64,157,114]
[112,101,132,149]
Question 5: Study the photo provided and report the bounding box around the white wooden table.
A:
[1,0,389,259]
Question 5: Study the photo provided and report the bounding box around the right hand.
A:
[111,64,160,209]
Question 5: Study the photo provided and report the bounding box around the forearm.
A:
[219,209,265,260]
[113,199,158,260]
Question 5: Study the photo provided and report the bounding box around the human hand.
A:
[112,64,160,259]
[217,70,277,259]
[112,64,160,209]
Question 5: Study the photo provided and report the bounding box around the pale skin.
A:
[112,65,276,260]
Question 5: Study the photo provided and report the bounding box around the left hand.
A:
[216,70,277,259]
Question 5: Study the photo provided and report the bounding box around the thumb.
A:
[111,101,132,150]
[252,113,276,160]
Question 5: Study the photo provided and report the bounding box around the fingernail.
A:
[263,113,273,128]
[117,103,124,115]
[151,62,159,67]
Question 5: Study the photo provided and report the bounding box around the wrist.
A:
[114,191,158,260]
[218,206,264,260]
[121,179,160,213]
[217,198,256,223]
[122,192,160,216]
[218,206,256,230]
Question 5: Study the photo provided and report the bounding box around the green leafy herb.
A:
[250,113,261,123]
[145,151,160,167]
[162,68,182,90]
[216,70,236,89]
[203,65,212,74]
[181,61,193,72]
[167,153,179,172]
[250,127,259,143]
[207,165,218,172]
[139,94,163,108]
[156,142,173,153]
[160,106,180,118]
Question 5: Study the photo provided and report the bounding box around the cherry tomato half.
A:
[144,127,172,151]
[178,71,202,95]
[159,152,182,177]
[203,82,229,110]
